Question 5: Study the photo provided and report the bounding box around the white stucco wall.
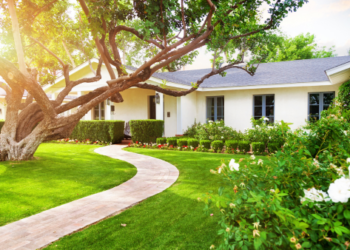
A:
[179,92,197,134]
[110,88,155,122]
[164,94,177,137]
[196,84,341,131]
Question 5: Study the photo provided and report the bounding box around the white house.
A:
[44,56,350,137]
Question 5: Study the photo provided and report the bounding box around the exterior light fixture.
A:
[107,98,111,105]
[155,93,160,104]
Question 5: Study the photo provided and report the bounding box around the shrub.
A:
[211,140,224,152]
[195,120,236,141]
[130,119,164,143]
[156,137,167,145]
[0,120,4,132]
[187,138,199,148]
[177,138,188,147]
[267,142,280,153]
[183,121,202,138]
[200,140,211,149]
[166,137,177,147]
[251,142,265,154]
[70,120,124,143]
[238,141,250,152]
[204,100,350,250]
[225,140,239,150]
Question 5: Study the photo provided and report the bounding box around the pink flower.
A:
[210,213,214,216]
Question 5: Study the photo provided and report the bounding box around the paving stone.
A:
[0,145,179,250]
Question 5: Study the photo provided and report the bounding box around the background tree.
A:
[260,32,336,63]
[0,0,307,161]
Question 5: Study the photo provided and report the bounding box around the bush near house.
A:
[187,138,199,148]
[156,137,167,145]
[70,120,124,144]
[130,119,164,143]
[0,120,4,132]
[211,140,224,152]
[267,142,280,153]
[251,142,265,154]
[225,140,239,150]
[177,138,188,147]
[238,141,250,152]
[200,140,211,149]
[166,138,177,146]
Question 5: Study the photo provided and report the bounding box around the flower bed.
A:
[53,138,110,146]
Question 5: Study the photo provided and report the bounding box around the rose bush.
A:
[202,101,350,250]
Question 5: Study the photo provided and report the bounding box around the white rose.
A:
[251,155,256,160]
[328,177,350,203]
[347,158,350,164]
[229,159,240,171]
[301,187,330,203]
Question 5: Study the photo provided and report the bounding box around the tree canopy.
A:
[260,32,337,63]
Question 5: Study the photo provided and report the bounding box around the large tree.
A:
[0,0,307,161]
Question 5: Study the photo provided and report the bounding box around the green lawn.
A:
[45,148,270,250]
[0,144,136,226]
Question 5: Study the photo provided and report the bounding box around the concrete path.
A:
[0,145,179,250]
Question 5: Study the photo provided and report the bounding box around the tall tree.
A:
[0,0,307,161]
[261,32,336,63]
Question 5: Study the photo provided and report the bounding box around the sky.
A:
[186,0,350,70]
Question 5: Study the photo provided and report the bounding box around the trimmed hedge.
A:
[70,120,124,143]
[156,137,167,145]
[188,138,199,148]
[200,140,211,149]
[130,119,164,143]
[238,141,250,152]
[225,140,239,150]
[166,138,177,146]
[211,140,224,151]
[252,142,265,154]
[177,138,188,147]
[268,142,280,153]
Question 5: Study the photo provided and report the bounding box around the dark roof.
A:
[145,56,350,88]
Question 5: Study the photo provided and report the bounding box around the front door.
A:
[150,96,156,119]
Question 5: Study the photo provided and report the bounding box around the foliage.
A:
[188,138,199,148]
[0,120,4,132]
[267,142,280,154]
[246,117,289,148]
[238,141,250,153]
[156,137,167,145]
[225,140,239,150]
[200,140,211,150]
[183,120,202,138]
[195,120,237,141]
[0,143,136,226]
[203,100,350,250]
[130,119,164,143]
[166,137,177,147]
[338,80,350,113]
[70,120,124,144]
[261,32,337,63]
[177,138,188,147]
[211,140,224,152]
[251,142,265,154]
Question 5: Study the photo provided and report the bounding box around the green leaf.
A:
[337,204,344,214]
[254,238,262,250]
[301,241,312,248]
[344,210,350,219]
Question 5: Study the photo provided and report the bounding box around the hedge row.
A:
[130,119,164,143]
[70,120,124,143]
[156,136,282,153]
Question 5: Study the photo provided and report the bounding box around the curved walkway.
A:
[0,145,179,250]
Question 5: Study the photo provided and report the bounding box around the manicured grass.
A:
[45,149,270,250]
[0,144,136,226]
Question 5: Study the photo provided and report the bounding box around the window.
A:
[93,101,105,120]
[253,95,275,123]
[207,96,224,121]
[309,92,335,120]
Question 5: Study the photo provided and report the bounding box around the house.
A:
[43,56,350,137]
